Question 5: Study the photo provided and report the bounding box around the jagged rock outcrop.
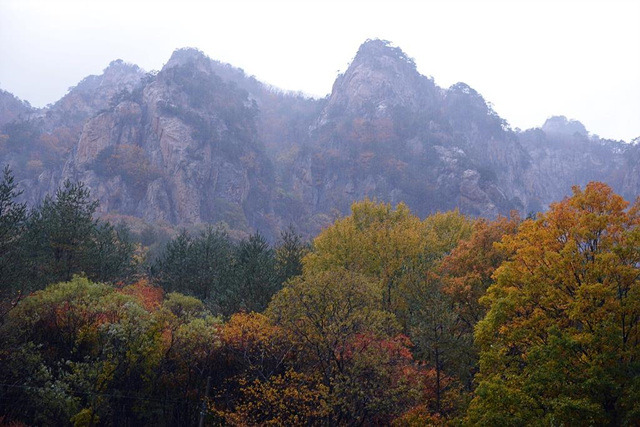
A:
[42,59,146,130]
[541,115,588,137]
[282,40,531,229]
[315,39,440,128]
[62,49,279,237]
[0,61,146,206]
[0,90,32,128]
[519,125,631,210]
[621,141,640,201]
[0,40,637,238]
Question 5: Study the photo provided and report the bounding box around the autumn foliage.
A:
[1,181,638,425]
[468,182,640,424]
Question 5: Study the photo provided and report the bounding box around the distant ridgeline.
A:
[1,40,638,238]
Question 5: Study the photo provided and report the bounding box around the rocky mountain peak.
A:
[2,41,637,241]
[315,39,437,127]
[352,39,417,70]
[542,115,588,137]
[163,48,213,74]
[0,90,32,127]
[101,59,143,83]
[44,59,145,130]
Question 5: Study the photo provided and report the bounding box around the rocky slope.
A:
[61,49,281,238]
[0,60,146,206]
[285,40,532,227]
[0,40,637,238]
[0,90,32,128]
[519,117,632,211]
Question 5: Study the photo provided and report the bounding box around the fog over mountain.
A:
[1,40,638,238]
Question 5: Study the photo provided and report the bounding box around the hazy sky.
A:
[1,0,638,141]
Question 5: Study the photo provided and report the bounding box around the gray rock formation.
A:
[0,90,32,128]
[60,49,278,237]
[0,40,637,238]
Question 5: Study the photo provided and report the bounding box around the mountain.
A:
[64,49,283,237]
[0,90,32,128]
[0,40,637,238]
[291,40,530,223]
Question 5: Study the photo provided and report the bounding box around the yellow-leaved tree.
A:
[303,199,472,327]
[291,199,475,421]
[468,182,640,425]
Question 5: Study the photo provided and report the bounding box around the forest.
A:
[0,165,639,426]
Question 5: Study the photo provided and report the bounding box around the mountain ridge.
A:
[0,39,637,238]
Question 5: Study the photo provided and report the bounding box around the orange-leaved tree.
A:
[468,182,640,425]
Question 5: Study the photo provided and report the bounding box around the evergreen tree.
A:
[85,222,137,283]
[27,180,98,284]
[152,230,193,294]
[152,227,236,311]
[274,225,307,285]
[231,232,278,314]
[192,226,235,302]
[0,166,27,319]
[24,180,135,288]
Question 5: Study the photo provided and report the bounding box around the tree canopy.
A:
[468,182,640,425]
[1,179,638,426]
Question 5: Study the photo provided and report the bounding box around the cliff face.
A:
[621,142,640,202]
[0,60,146,207]
[283,40,532,231]
[62,49,279,237]
[0,40,637,238]
[43,59,146,131]
[0,90,32,128]
[315,40,440,126]
[519,121,630,211]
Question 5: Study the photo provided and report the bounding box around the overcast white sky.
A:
[0,0,638,141]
